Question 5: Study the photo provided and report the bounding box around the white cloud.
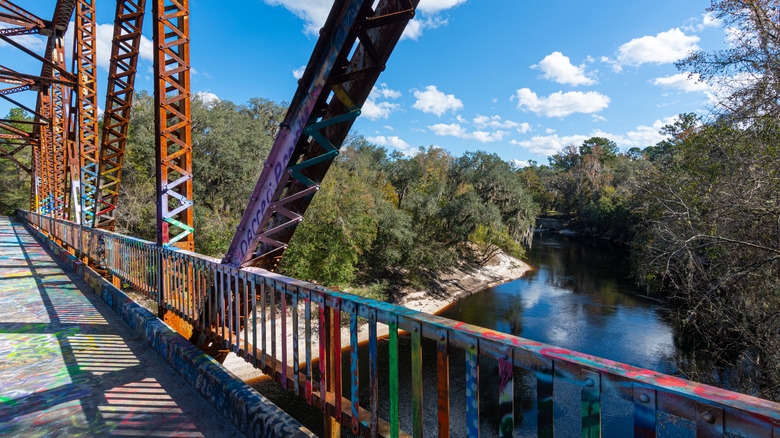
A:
[195,91,220,107]
[653,73,710,92]
[592,115,607,122]
[510,159,532,169]
[612,28,699,70]
[402,15,450,40]
[545,128,556,134]
[510,134,589,156]
[702,12,722,28]
[64,22,153,71]
[517,123,532,134]
[264,0,332,35]
[267,0,464,38]
[413,85,463,116]
[533,51,595,86]
[417,0,468,13]
[362,83,401,120]
[428,123,507,143]
[514,88,610,117]
[368,135,412,153]
[472,114,519,129]
[292,65,306,79]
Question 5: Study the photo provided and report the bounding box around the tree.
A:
[678,0,780,120]
[0,109,33,214]
[635,118,780,400]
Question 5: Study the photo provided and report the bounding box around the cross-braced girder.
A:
[153,0,194,250]
[224,0,419,270]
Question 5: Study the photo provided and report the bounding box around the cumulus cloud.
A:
[362,83,402,120]
[510,159,533,169]
[610,28,699,71]
[653,73,710,92]
[292,65,306,79]
[368,135,412,154]
[195,90,220,107]
[266,0,464,38]
[514,88,610,117]
[472,114,519,129]
[533,51,595,86]
[413,85,463,116]
[0,23,46,51]
[428,123,507,143]
[510,134,590,156]
[64,22,153,71]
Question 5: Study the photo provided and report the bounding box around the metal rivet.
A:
[413,326,418,333]
[439,334,446,341]
[585,378,595,388]
[469,344,476,350]
[639,394,650,403]
[502,354,509,361]
[702,411,715,424]
[540,365,549,373]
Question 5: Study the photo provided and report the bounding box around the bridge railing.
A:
[17,210,780,437]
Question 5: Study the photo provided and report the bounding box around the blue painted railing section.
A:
[18,210,780,438]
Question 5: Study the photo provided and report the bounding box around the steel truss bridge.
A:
[2,1,779,437]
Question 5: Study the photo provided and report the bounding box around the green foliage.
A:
[634,117,780,400]
[0,109,33,215]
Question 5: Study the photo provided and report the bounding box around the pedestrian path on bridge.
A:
[0,216,244,437]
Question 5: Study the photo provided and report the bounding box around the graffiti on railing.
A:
[18,210,780,438]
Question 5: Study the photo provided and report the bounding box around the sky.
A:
[0,0,731,167]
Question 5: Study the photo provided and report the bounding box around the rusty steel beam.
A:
[0,1,45,27]
[36,91,53,215]
[223,0,418,269]
[69,0,98,225]
[153,0,194,250]
[0,142,31,173]
[48,38,70,219]
[93,0,147,231]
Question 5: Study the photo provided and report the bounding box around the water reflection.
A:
[441,232,677,372]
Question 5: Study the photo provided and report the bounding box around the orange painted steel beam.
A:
[93,0,147,231]
[153,0,194,251]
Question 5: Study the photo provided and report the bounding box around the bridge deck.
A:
[0,217,244,437]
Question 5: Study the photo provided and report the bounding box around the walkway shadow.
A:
[0,218,239,437]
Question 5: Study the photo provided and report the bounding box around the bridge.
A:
[1,1,779,437]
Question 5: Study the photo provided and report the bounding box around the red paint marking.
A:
[654,376,688,387]
[511,338,542,346]
[540,348,572,358]
[694,385,739,401]
[483,332,506,340]
[620,364,656,377]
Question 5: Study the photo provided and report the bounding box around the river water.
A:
[253,232,691,437]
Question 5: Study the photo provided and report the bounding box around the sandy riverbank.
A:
[225,251,532,382]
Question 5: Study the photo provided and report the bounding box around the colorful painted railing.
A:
[17,210,780,437]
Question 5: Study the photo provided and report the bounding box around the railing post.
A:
[323,303,341,438]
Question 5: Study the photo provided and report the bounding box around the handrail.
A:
[17,209,780,437]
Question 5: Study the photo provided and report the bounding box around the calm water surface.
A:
[440,232,678,372]
[255,233,691,437]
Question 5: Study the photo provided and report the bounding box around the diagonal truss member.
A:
[153,0,193,250]
[223,0,418,271]
[93,0,147,231]
[70,0,99,225]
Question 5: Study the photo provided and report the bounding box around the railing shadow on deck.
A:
[16,210,780,438]
[0,217,212,437]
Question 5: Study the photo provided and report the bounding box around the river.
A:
[253,232,692,437]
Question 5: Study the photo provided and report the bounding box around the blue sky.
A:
[1,0,730,166]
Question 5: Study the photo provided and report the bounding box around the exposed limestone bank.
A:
[230,250,532,383]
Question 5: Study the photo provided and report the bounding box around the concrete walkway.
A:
[0,216,244,438]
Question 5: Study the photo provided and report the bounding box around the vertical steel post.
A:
[152,0,194,250]
[73,0,98,226]
[93,0,147,231]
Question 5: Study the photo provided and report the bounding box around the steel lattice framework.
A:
[93,0,146,231]
[223,0,419,270]
[152,0,193,250]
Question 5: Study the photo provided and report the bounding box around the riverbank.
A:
[227,250,533,382]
